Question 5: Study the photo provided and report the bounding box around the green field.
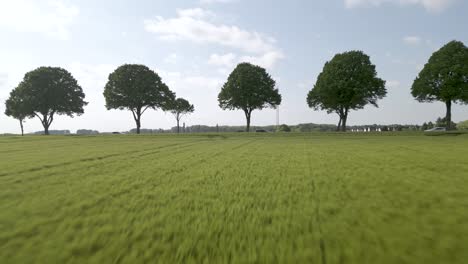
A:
[1,133,468,263]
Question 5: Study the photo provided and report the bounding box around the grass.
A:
[1,133,468,263]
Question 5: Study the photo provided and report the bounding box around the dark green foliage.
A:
[277,124,291,132]
[435,117,457,128]
[4,88,28,136]
[421,122,428,131]
[307,51,386,132]
[104,64,175,134]
[76,129,99,135]
[32,130,71,135]
[169,98,194,133]
[9,67,87,135]
[412,40,468,130]
[293,123,337,132]
[218,63,281,132]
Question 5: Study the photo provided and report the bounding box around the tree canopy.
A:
[104,64,175,134]
[412,40,468,130]
[435,117,457,129]
[169,98,194,133]
[307,51,386,131]
[10,67,87,135]
[4,88,29,136]
[277,124,291,132]
[218,62,281,132]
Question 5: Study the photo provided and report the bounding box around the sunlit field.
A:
[1,133,468,263]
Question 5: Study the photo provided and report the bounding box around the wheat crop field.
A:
[1,133,467,263]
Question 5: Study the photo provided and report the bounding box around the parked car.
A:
[425,127,446,132]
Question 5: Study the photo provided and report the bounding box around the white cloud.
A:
[386,80,401,88]
[144,8,278,54]
[67,63,116,110]
[68,63,115,90]
[344,0,456,12]
[164,53,179,64]
[0,73,8,103]
[176,8,215,19]
[297,80,315,89]
[208,51,285,70]
[216,68,231,75]
[0,0,79,39]
[177,76,223,92]
[151,68,224,98]
[208,53,237,67]
[403,36,422,45]
[144,8,284,68]
[200,0,237,4]
[239,51,285,69]
[0,73,7,87]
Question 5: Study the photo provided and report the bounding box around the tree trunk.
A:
[19,119,24,136]
[341,111,348,132]
[337,117,342,132]
[43,116,50,135]
[245,110,251,132]
[445,100,452,130]
[136,118,141,134]
[177,118,180,134]
[36,113,52,135]
[132,109,142,134]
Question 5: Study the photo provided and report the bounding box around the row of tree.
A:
[4,65,195,135]
[308,40,468,131]
[4,40,468,135]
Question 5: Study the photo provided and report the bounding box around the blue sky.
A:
[0,0,467,133]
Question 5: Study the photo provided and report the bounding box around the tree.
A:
[421,122,428,131]
[307,51,386,132]
[4,88,29,136]
[457,120,468,130]
[435,117,456,128]
[412,40,468,130]
[104,64,175,134]
[169,98,194,133]
[277,124,291,132]
[11,67,87,135]
[218,63,281,132]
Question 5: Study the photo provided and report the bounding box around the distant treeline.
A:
[27,129,98,135]
[19,118,466,135]
[129,123,336,133]
[4,118,468,135]
[130,123,421,134]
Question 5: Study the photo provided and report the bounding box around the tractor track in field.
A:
[1,141,207,187]
[0,139,258,243]
[304,139,327,264]
[0,140,209,178]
